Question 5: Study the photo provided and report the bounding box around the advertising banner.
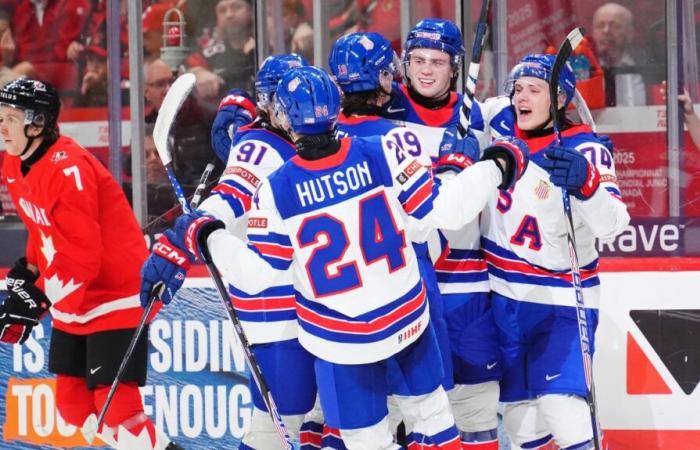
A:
[0,281,251,450]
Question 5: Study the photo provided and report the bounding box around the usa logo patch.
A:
[534,179,550,200]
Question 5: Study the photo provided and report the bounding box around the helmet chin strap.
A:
[20,124,37,158]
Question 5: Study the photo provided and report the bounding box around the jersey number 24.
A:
[297,192,407,297]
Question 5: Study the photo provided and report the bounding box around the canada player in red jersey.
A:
[0,78,181,450]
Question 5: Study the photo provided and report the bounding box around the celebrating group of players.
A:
[0,15,629,450]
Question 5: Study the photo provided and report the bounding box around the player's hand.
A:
[7,257,38,285]
[435,126,480,174]
[1,263,51,344]
[211,89,256,162]
[540,146,600,200]
[140,233,191,307]
[480,136,530,190]
[170,210,225,263]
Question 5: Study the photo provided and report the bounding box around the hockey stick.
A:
[573,89,597,132]
[82,284,164,444]
[549,27,602,450]
[457,0,492,138]
[153,73,294,449]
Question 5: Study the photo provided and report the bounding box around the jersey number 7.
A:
[298,192,407,297]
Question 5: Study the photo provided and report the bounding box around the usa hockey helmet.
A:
[0,77,61,131]
[504,54,576,108]
[328,32,400,94]
[275,66,341,135]
[255,53,310,107]
[403,18,465,66]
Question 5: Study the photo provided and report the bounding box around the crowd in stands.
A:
[0,0,694,220]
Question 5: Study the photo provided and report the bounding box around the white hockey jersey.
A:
[208,136,502,364]
[199,122,298,344]
[478,116,630,308]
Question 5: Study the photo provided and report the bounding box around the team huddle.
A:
[0,16,629,450]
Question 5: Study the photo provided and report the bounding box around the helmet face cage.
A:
[329,32,398,94]
[275,66,341,135]
[255,53,310,108]
[504,54,576,108]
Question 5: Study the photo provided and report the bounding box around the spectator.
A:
[0,5,32,87]
[73,46,108,106]
[4,0,89,65]
[680,90,700,150]
[187,0,255,96]
[143,1,173,63]
[267,0,313,62]
[591,2,647,106]
[144,58,174,123]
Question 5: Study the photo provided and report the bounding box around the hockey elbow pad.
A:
[481,136,530,190]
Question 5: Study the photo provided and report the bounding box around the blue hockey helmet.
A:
[504,54,577,108]
[328,32,399,94]
[255,53,310,107]
[403,18,465,66]
[275,66,341,135]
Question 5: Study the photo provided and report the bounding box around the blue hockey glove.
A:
[595,132,614,155]
[170,210,225,263]
[540,146,600,200]
[435,126,480,174]
[211,89,256,163]
[140,211,225,307]
[480,136,530,190]
[140,232,191,307]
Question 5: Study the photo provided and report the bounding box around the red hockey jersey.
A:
[2,136,156,334]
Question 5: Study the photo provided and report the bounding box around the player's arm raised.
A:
[386,135,529,231]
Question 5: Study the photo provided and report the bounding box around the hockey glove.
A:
[7,257,38,285]
[540,146,600,200]
[170,210,225,263]
[140,234,191,307]
[435,126,480,174]
[1,264,51,344]
[480,136,530,190]
[211,89,256,163]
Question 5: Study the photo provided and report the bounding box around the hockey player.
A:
[0,78,180,450]
[328,30,483,446]
[382,19,504,449]
[140,54,320,450]
[478,54,629,450]
[172,66,528,449]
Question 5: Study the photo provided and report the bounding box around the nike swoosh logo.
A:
[90,366,102,375]
[545,373,561,381]
[6,177,15,183]
[486,362,498,370]
[499,120,511,131]
[387,106,405,114]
